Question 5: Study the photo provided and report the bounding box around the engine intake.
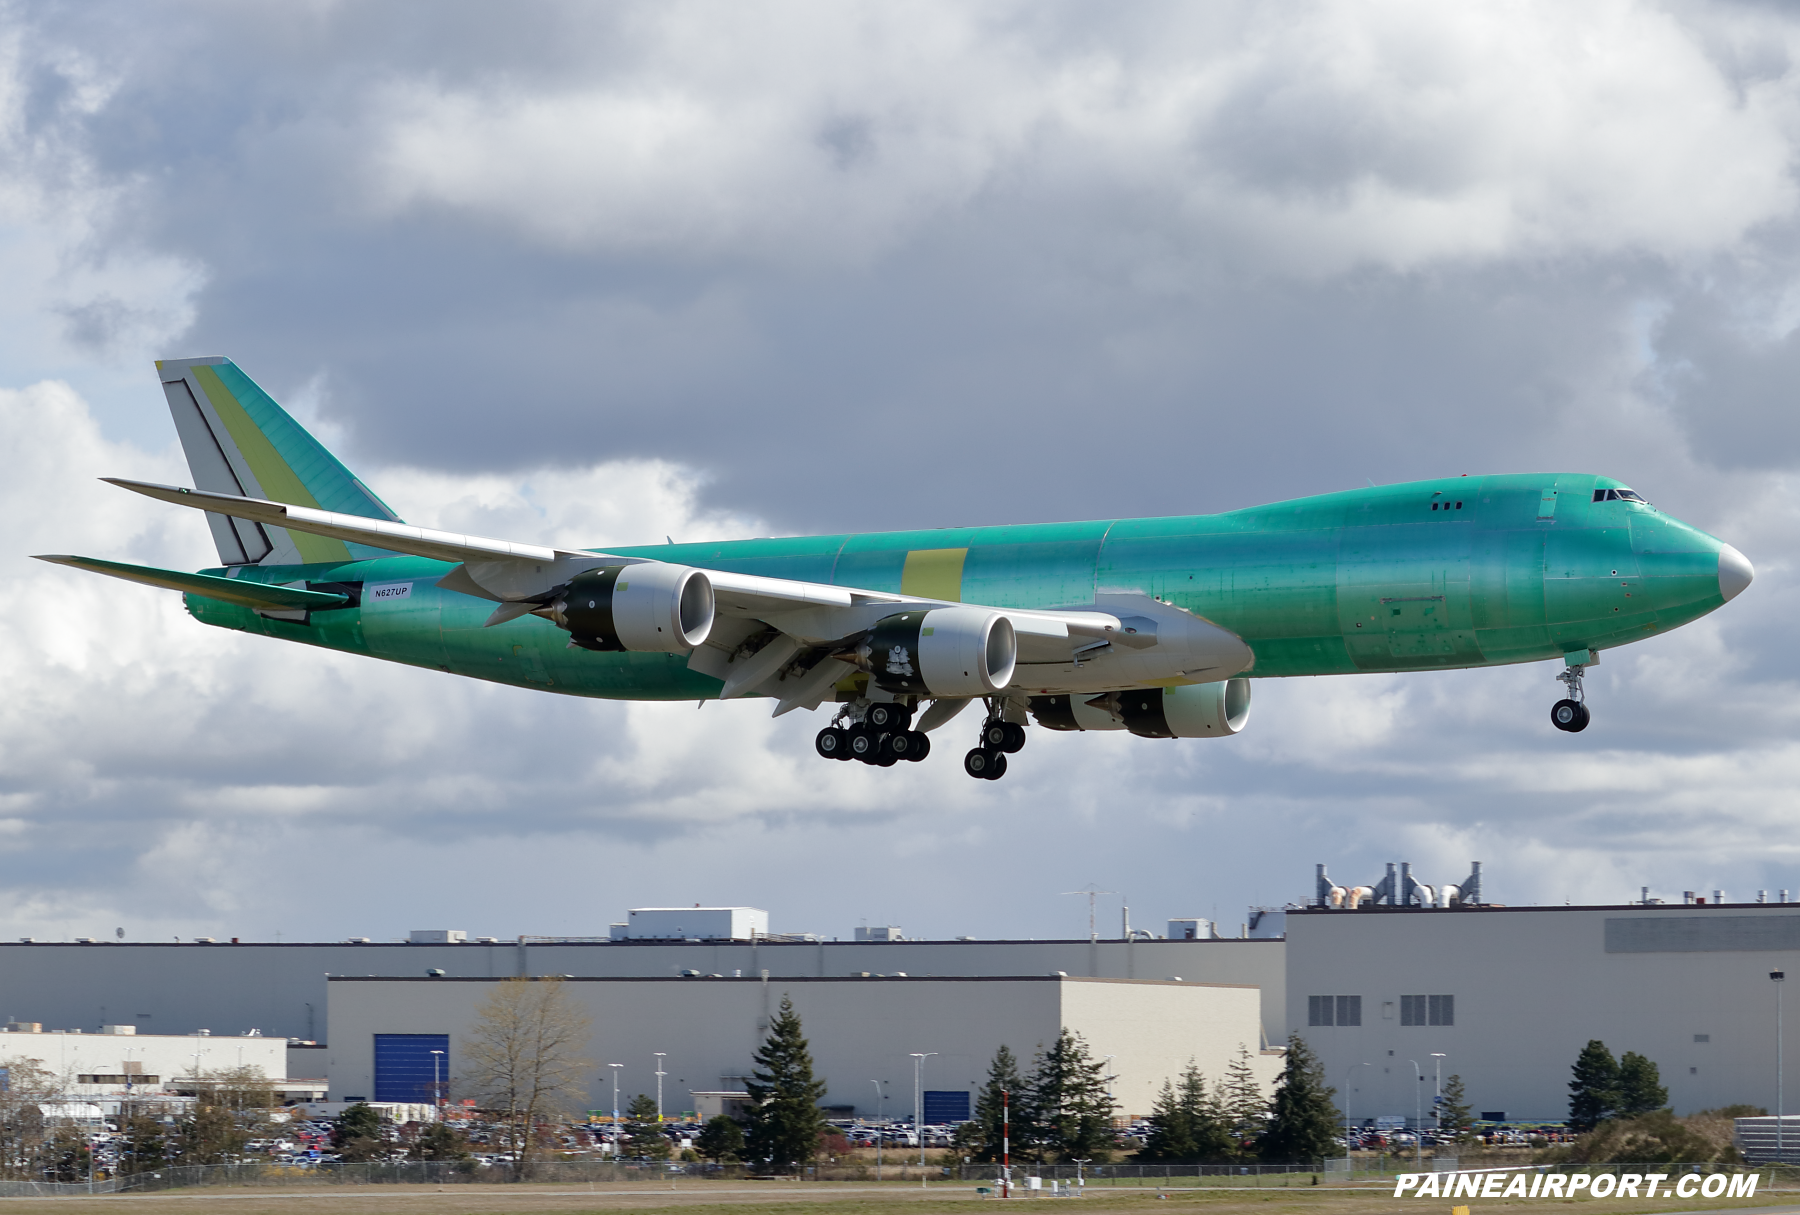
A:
[1030,679,1250,737]
[863,607,1016,697]
[546,563,714,653]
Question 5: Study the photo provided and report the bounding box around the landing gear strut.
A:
[1551,662,1591,733]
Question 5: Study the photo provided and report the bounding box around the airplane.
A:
[36,357,1755,781]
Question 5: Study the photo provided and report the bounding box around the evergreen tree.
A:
[743,994,829,1172]
[332,1102,386,1162]
[410,1121,471,1161]
[969,1045,1027,1163]
[1139,1062,1234,1161]
[1023,1028,1115,1162]
[625,1093,671,1159]
[695,1114,745,1162]
[1220,1044,1268,1156]
[1258,1033,1340,1162]
[1616,1052,1668,1117]
[117,1113,166,1174]
[1437,1074,1474,1143]
[1568,1040,1620,1132]
[1140,1078,1196,1161]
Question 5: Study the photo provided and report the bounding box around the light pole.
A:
[654,1053,667,1124]
[608,1064,624,1157]
[1408,1061,1423,1168]
[870,1079,884,1180]
[910,1052,937,1180]
[431,1049,445,1111]
[1343,1062,1370,1169]
[1430,1053,1446,1138]
[1775,972,1787,1166]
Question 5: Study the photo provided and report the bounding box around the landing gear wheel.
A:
[904,731,931,762]
[1551,699,1590,732]
[815,727,851,760]
[1001,722,1025,753]
[850,729,879,762]
[867,703,912,731]
[980,721,1010,750]
[888,730,931,762]
[964,748,1008,780]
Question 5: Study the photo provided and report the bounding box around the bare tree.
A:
[0,1057,56,1179]
[462,978,593,1167]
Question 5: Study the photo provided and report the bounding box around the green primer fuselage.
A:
[182,473,1733,700]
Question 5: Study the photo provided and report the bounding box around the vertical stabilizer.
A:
[155,357,402,566]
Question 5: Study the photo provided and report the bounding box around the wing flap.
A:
[33,555,349,611]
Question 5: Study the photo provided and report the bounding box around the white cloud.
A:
[363,0,1800,272]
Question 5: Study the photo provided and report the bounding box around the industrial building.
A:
[1288,899,1800,1123]
[0,1023,321,1112]
[324,974,1281,1120]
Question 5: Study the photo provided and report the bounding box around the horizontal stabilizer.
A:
[103,478,607,568]
[33,555,349,611]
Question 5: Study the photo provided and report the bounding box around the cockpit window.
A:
[1592,488,1647,503]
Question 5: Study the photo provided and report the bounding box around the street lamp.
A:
[1775,972,1787,1166]
[1343,1062,1370,1169]
[608,1063,624,1157]
[654,1053,667,1124]
[910,1052,937,1178]
[870,1079,884,1181]
[1430,1054,1446,1137]
[430,1049,445,1110]
[1408,1061,1424,1168]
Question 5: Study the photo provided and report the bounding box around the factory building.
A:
[324,975,1282,1120]
[0,1023,321,1112]
[1288,900,1800,1123]
[0,932,1285,1051]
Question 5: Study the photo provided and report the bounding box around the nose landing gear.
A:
[1551,658,1592,733]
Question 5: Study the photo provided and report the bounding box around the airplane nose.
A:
[1718,543,1755,602]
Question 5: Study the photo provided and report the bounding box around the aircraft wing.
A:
[32,554,349,612]
[105,478,1247,709]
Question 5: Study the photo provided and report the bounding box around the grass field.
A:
[0,1179,1789,1215]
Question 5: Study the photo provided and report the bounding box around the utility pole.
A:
[1776,972,1787,1166]
[654,1053,667,1123]
[1409,1061,1423,1168]
[870,1079,884,1180]
[1002,1089,1011,1199]
[910,1052,937,1185]
[1430,1053,1446,1137]
[608,1064,623,1157]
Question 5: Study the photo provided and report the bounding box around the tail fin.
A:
[156,357,401,566]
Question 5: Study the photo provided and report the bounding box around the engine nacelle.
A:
[863,607,1016,697]
[545,563,714,653]
[1030,679,1251,737]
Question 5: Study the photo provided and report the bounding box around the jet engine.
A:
[859,607,1017,697]
[542,563,714,653]
[1029,678,1251,738]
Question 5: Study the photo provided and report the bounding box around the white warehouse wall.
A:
[325,976,1281,1120]
[1288,904,1800,1123]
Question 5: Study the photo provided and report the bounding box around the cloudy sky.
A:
[1,0,1797,944]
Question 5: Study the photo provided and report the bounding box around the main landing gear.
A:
[964,716,1026,781]
[815,703,931,767]
[1551,660,1591,733]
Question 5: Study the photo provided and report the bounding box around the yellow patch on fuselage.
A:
[901,548,968,602]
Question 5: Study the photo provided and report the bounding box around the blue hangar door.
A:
[373,1034,449,1103]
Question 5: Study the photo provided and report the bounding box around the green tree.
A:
[116,1113,167,1175]
[1617,1051,1668,1117]
[42,1124,90,1182]
[743,994,829,1172]
[1220,1044,1268,1157]
[410,1121,471,1161]
[1023,1028,1115,1162]
[968,1045,1027,1163]
[1259,1033,1340,1162]
[1568,1040,1620,1132]
[0,1057,52,1180]
[625,1093,672,1159]
[332,1101,386,1162]
[695,1114,745,1162]
[1437,1074,1474,1143]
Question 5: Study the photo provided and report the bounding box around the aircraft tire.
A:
[1001,723,1026,753]
[964,747,996,779]
[868,703,911,731]
[850,729,879,761]
[1551,699,1589,733]
[984,751,1008,780]
[981,721,1010,749]
[815,727,853,760]
[904,731,931,762]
